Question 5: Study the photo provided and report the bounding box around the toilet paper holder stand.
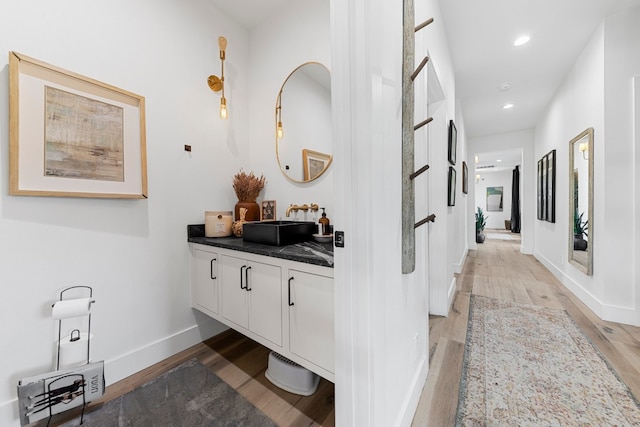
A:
[53,286,95,371]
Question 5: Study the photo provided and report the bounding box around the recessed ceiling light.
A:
[514,35,530,46]
[499,82,512,91]
[502,103,514,110]
[496,159,502,162]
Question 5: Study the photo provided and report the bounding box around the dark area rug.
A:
[59,358,276,427]
[456,295,640,426]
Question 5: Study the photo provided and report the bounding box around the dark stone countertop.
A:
[187,224,334,268]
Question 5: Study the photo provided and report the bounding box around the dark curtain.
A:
[511,166,521,233]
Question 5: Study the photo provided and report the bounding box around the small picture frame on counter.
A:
[261,200,276,220]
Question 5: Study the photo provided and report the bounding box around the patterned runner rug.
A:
[456,296,640,426]
[60,358,276,426]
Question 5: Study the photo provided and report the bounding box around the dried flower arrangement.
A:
[232,169,266,202]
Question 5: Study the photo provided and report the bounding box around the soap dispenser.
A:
[319,208,331,235]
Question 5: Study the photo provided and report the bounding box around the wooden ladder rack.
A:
[402,0,435,274]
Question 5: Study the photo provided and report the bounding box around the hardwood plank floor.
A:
[412,229,640,426]
[44,229,640,426]
[45,328,334,427]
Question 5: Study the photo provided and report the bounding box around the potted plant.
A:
[574,211,588,251]
[232,169,266,222]
[476,207,488,244]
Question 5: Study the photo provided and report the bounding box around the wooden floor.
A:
[49,330,336,427]
[47,230,640,426]
[411,229,640,426]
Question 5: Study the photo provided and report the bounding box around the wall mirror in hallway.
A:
[568,127,594,275]
[275,62,332,183]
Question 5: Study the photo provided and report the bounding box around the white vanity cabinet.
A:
[191,246,220,316]
[189,242,335,382]
[220,254,282,347]
[287,269,334,374]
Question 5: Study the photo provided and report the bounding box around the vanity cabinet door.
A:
[247,260,282,347]
[221,254,249,329]
[288,269,334,373]
[220,254,282,346]
[191,247,219,315]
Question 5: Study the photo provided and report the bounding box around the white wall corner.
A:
[104,322,226,386]
[454,247,467,274]
[394,355,428,427]
[601,304,639,327]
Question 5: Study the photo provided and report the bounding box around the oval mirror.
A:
[568,128,594,275]
[275,62,332,183]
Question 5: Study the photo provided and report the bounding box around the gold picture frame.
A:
[261,200,276,221]
[302,149,332,181]
[9,51,148,198]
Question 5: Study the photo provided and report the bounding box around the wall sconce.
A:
[276,92,284,139]
[579,142,588,159]
[207,36,228,120]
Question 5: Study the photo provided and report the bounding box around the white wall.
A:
[475,170,513,230]
[602,8,640,324]
[453,105,470,274]
[332,0,458,424]
[248,0,332,222]
[534,6,640,325]
[0,1,250,424]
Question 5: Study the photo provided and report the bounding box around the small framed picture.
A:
[261,200,276,221]
[462,161,468,194]
[302,149,332,181]
[448,166,456,206]
[448,120,457,165]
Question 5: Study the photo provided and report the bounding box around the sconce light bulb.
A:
[220,97,228,120]
[277,121,284,139]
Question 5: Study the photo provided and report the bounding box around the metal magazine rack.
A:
[17,286,103,426]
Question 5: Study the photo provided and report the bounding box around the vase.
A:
[235,201,260,222]
[574,234,588,251]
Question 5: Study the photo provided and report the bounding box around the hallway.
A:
[412,229,640,425]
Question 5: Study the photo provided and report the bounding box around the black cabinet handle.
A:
[240,265,247,289]
[245,266,252,291]
[288,276,295,306]
[210,258,217,280]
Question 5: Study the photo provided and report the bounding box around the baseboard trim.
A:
[448,276,457,312]
[454,248,468,274]
[533,250,602,313]
[395,355,428,427]
[533,251,638,326]
[105,320,227,386]
[0,398,17,427]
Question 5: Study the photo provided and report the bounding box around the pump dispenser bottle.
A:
[319,208,331,235]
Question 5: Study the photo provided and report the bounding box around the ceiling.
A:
[207,0,640,168]
[440,0,640,139]
[207,0,292,29]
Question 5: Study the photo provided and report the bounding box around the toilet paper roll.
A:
[58,332,93,369]
[52,298,93,319]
